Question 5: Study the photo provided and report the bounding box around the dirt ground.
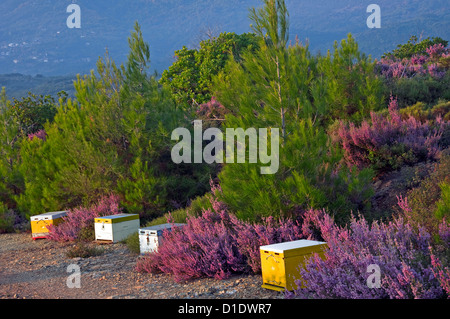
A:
[0,232,283,300]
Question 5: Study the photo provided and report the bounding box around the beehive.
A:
[260,239,327,291]
[139,223,186,254]
[30,211,68,240]
[94,213,140,243]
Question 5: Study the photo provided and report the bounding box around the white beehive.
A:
[94,213,140,243]
[139,223,186,254]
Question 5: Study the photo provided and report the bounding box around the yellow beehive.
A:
[30,211,68,240]
[260,239,327,291]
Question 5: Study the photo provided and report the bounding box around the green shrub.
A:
[160,32,259,107]
[123,232,140,255]
[404,153,450,233]
[382,35,448,60]
[144,193,213,227]
[385,73,450,108]
[0,203,15,233]
[431,100,450,121]
[65,242,104,259]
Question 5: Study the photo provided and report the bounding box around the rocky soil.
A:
[0,232,283,299]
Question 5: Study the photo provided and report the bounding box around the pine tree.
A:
[318,34,384,125]
[17,23,213,219]
[0,87,21,209]
[211,0,374,222]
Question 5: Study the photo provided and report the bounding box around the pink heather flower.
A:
[135,186,305,281]
[290,210,449,299]
[28,129,47,141]
[46,194,122,242]
[334,98,448,171]
[426,43,446,60]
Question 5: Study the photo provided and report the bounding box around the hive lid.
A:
[260,239,327,256]
[94,213,139,224]
[140,223,186,231]
[30,211,68,221]
[139,223,186,235]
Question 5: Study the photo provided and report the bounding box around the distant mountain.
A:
[0,0,449,79]
[0,73,76,100]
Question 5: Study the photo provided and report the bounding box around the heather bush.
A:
[27,129,47,141]
[135,200,249,281]
[334,96,448,174]
[135,191,304,281]
[378,42,449,81]
[46,194,122,242]
[378,41,450,108]
[289,209,449,299]
[196,96,229,129]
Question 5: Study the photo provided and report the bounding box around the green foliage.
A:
[124,232,141,255]
[386,72,450,108]
[405,153,450,233]
[399,100,450,122]
[16,23,213,220]
[0,203,14,233]
[319,34,384,125]
[9,92,59,137]
[435,182,450,221]
[382,35,448,60]
[160,32,259,107]
[0,87,23,210]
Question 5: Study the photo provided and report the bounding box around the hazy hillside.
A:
[0,0,449,78]
[0,73,76,100]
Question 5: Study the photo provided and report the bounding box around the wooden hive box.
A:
[94,213,140,243]
[139,223,186,254]
[260,239,327,291]
[30,211,68,240]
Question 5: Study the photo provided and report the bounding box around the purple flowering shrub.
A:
[289,208,449,299]
[430,222,450,295]
[47,194,122,242]
[376,44,449,80]
[196,96,229,128]
[135,189,304,282]
[334,96,448,173]
[27,129,47,141]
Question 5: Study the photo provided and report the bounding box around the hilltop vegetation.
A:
[0,0,449,299]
